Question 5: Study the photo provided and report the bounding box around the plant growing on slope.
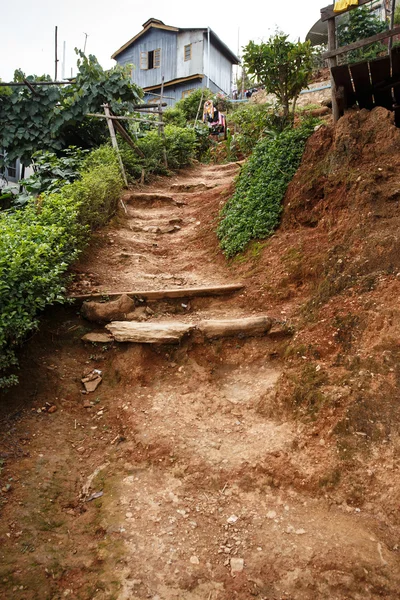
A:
[242,33,313,122]
[0,145,122,388]
[337,5,387,63]
[217,119,317,257]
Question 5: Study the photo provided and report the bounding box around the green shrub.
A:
[163,107,187,127]
[228,104,274,155]
[175,88,213,120]
[0,145,122,388]
[120,125,198,181]
[338,6,387,64]
[217,120,316,257]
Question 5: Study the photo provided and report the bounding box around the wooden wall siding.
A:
[116,28,177,89]
[176,31,204,79]
[203,38,232,94]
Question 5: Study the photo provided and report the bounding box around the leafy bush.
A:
[20,147,89,198]
[163,107,187,127]
[175,88,213,121]
[119,125,198,181]
[338,6,387,64]
[0,145,122,388]
[217,120,317,257]
[228,104,274,155]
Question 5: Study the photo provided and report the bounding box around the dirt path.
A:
[1,163,399,599]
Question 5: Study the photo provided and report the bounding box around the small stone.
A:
[266,510,276,519]
[230,557,244,574]
[47,405,57,414]
[227,515,238,524]
[295,528,306,535]
[125,512,133,519]
[81,332,113,344]
[190,555,200,565]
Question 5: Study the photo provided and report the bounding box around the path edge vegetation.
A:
[0,146,123,388]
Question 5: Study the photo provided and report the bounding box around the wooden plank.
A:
[113,119,146,158]
[198,316,273,339]
[321,0,371,22]
[331,64,357,109]
[323,26,400,59]
[391,46,400,105]
[369,56,393,110]
[103,104,128,188]
[350,62,374,110]
[327,17,340,122]
[106,321,194,343]
[70,284,245,303]
[106,314,274,343]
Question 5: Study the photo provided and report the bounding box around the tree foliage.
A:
[242,33,313,120]
[0,51,142,166]
[337,6,387,63]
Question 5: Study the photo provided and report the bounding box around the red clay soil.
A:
[1,107,400,599]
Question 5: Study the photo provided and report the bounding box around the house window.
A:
[181,88,196,99]
[6,160,17,179]
[184,44,192,61]
[140,48,161,70]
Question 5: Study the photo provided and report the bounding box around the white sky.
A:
[1,0,326,82]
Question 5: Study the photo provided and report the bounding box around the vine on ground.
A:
[217,120,317,258]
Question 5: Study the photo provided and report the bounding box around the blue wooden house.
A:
[111,18,240,105]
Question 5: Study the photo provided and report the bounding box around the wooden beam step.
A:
[70,284,245,303]
[106,321,194,343]
[198,316,273,339]
[105,315,274,344]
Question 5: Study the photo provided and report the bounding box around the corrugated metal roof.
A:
[112,18,240,64]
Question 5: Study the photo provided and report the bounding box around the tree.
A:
[0,51,143,166]
[242,33,313,123]
[337,5,387,63]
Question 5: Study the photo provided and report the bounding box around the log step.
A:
[71,284,245,303]
[105,315,273,344]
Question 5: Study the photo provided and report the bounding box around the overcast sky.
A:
[1,0,326,82]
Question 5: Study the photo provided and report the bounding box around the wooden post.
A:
[327,17,340,123]
[389,0,396,54]
[159,77,168,169]
[103,104,129,213]
[54,26,58,81]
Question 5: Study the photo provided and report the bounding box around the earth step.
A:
[106,315,274,344]
[125,192,186,207]
[170,182,216,192]
[207,161,245,172]
[129,224,181,234]
[71,283,244,303]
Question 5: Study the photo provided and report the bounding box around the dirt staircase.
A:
[69,164,399,598]
[1,162,398,600]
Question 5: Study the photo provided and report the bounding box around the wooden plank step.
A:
[199,316,273,339]
[105,315,274,344]
[71,284,245,303]
[106,321,194,343]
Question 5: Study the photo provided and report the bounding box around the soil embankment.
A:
[1,107,400,599]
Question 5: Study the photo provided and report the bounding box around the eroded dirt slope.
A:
[1,109,400,599]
